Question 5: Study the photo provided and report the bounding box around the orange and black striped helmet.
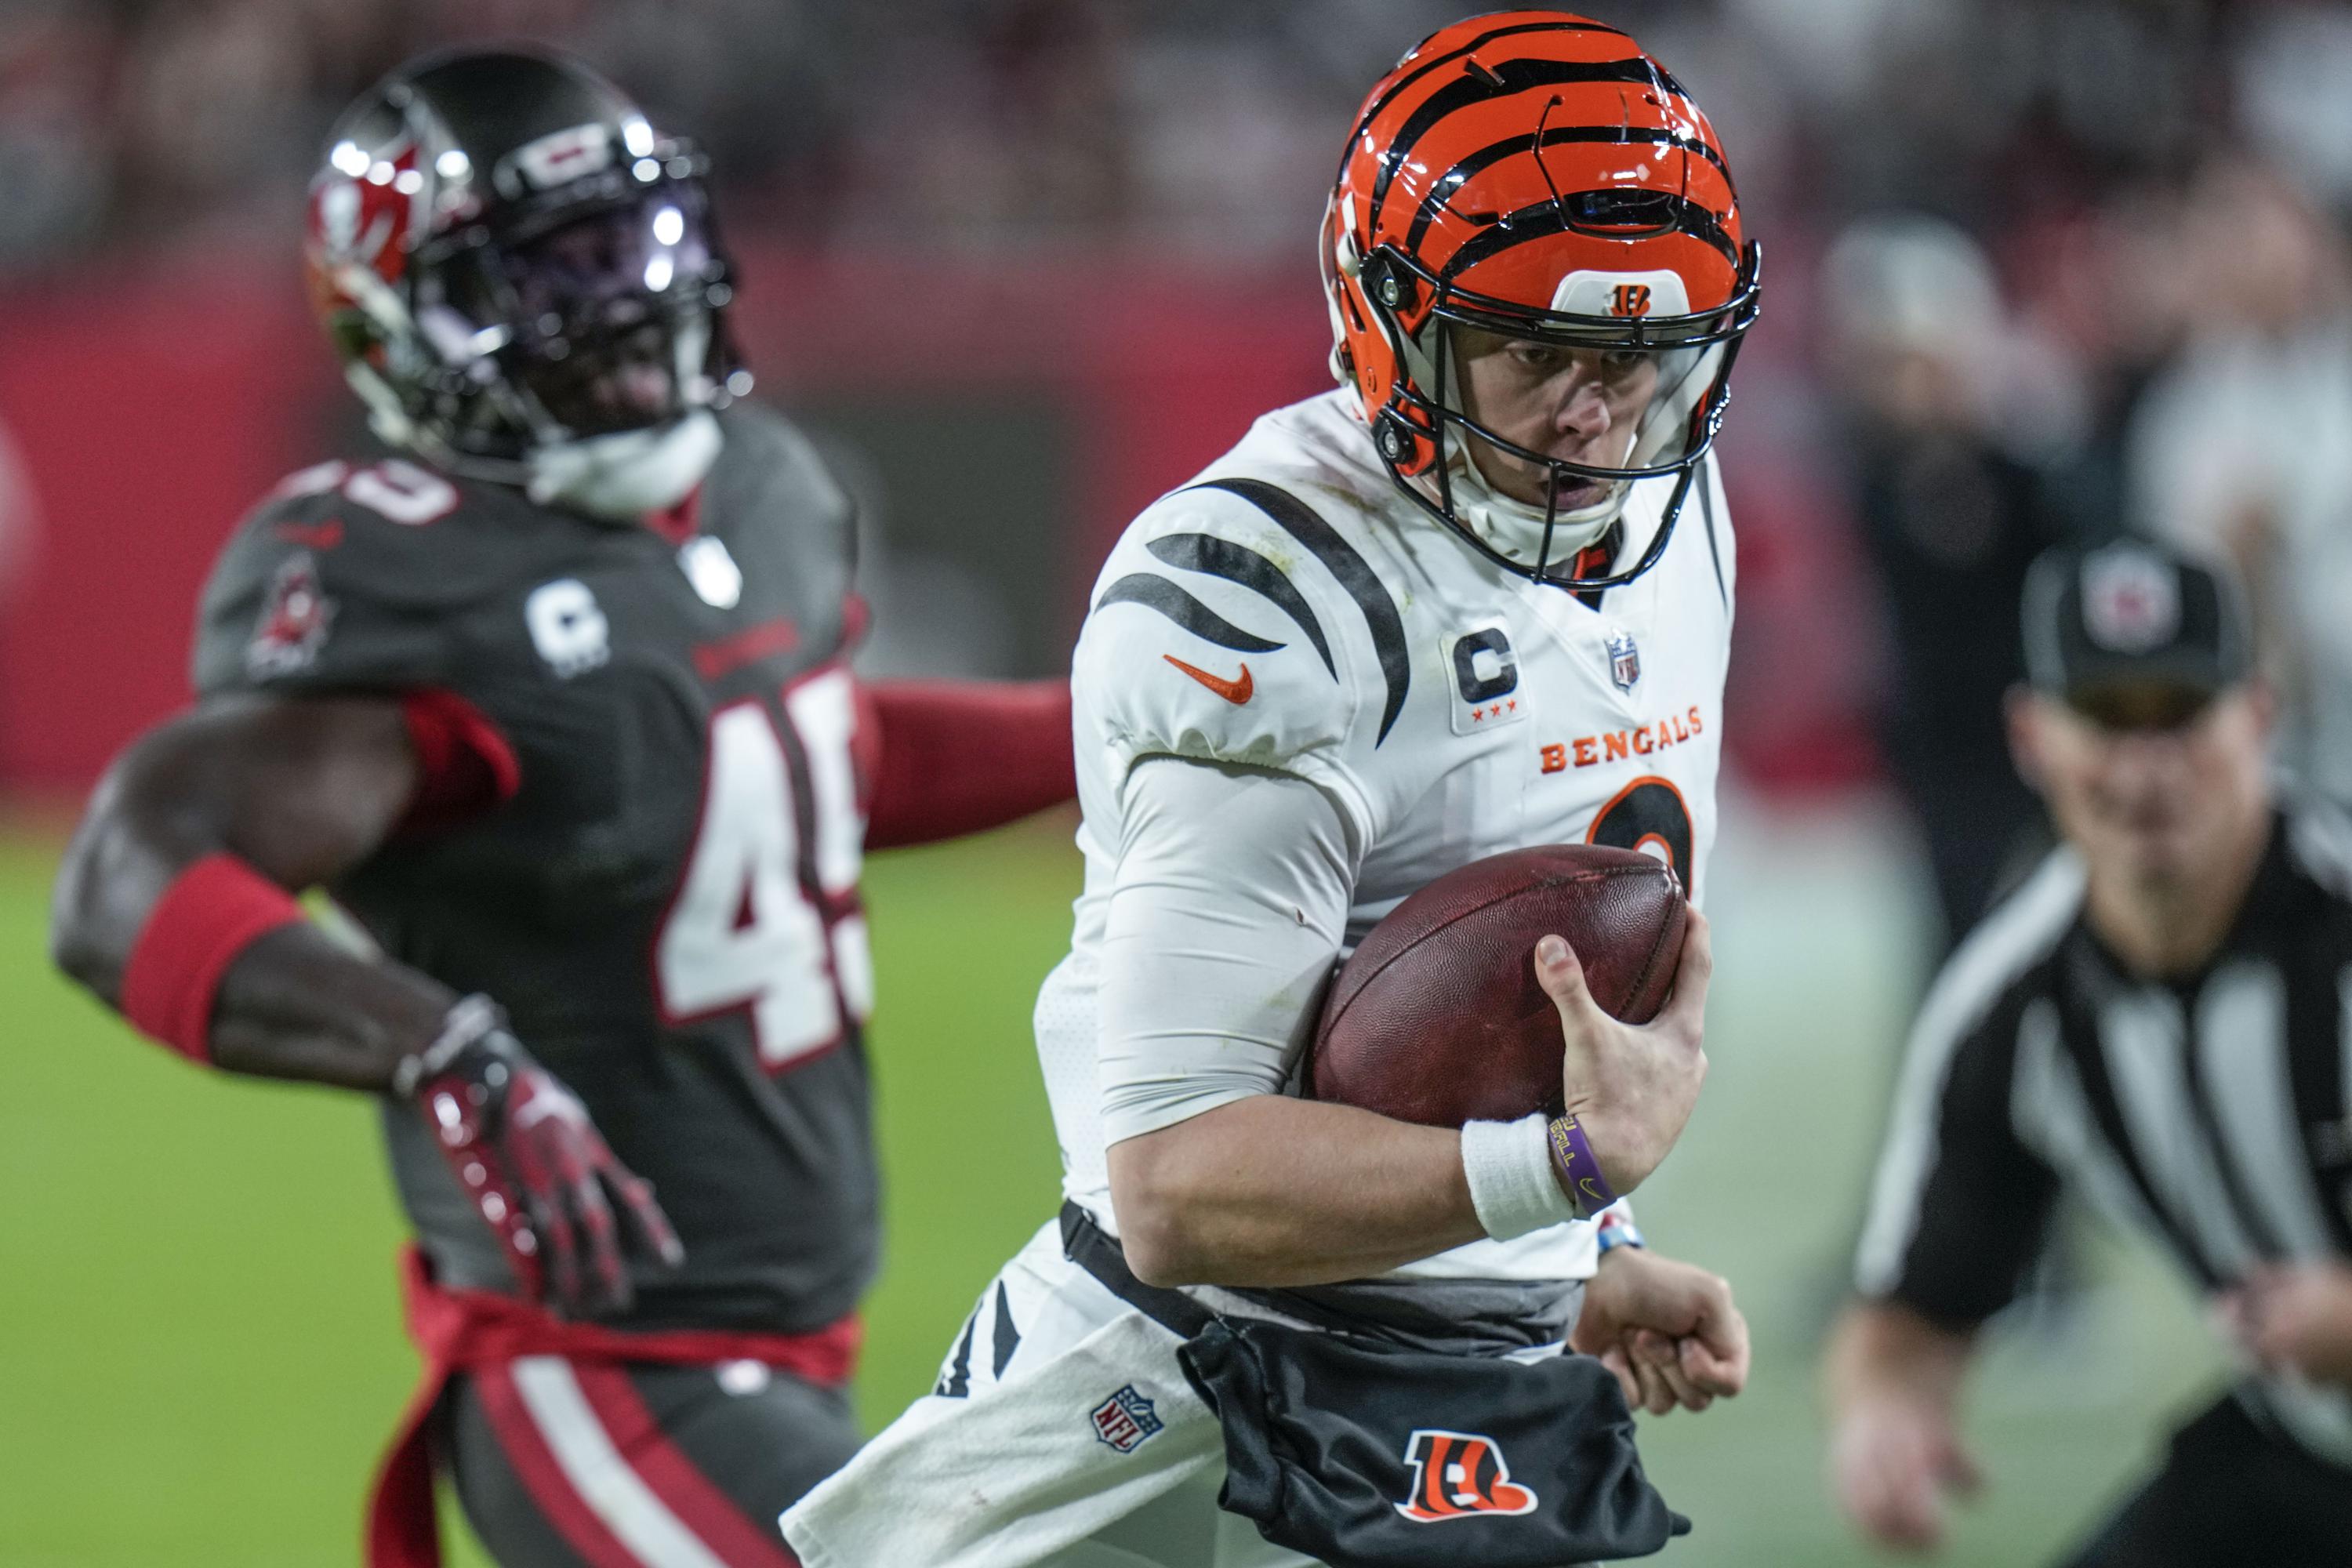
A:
[1323,11,1760,588]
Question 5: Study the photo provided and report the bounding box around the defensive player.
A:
[786,15,1757,1566]
[1826,539,2352,1563]
[48,49,1074,1568]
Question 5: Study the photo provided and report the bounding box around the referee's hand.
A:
[1828,1395,1983,1554]
[2222,1261,2352,1387]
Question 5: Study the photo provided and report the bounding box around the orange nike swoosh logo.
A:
[1164,655,1253,704]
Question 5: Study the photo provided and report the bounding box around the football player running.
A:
[48,48,1076,1568]
[786,14,1756,1568]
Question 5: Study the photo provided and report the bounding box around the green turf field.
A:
[0,807,2226,1566]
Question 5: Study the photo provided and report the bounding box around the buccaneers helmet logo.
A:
[310,140,421,286]
[1393,1428,1539,1523]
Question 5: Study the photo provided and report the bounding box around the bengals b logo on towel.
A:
[1392,1428,1539,1522]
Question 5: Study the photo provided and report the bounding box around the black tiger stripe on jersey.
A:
[1699,461,1728,608]
[1094,573,1287,655]
[936,1307,977,1399]
[989,1280,1021,1380]
[1190,478,1410,746]
[1147,532,1335,678]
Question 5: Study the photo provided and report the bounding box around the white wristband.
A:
[1460,1113,1579,1240]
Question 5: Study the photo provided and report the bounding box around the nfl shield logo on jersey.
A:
[1090,1385,1164,1453]
[1606,626,1641,692]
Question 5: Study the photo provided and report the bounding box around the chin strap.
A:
[524,409,723,521]
[1562,522,1625,607]
[1417,328,1628,572]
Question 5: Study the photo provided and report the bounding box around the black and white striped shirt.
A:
[1857,802,2352,1464]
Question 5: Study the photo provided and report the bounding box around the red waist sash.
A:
[366,1246,861,1567]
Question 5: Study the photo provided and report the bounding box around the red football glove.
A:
[399,996,683,1314]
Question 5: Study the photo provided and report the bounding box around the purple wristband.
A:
[1546,1112,1616,1218]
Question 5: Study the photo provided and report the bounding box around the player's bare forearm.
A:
[1822,1299,1975,1418]
[50,695,455,1087]
[1106,1094,1485,1287]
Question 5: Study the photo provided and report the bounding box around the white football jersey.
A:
[1039,387,1735,1285]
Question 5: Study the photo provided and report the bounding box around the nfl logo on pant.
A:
[1090,1385,1164,1453]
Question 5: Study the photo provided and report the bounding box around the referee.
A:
[1824,538,2352,1565]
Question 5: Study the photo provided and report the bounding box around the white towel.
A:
[782,1309,1220,1568]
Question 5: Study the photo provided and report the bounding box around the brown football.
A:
[1308,844,1688,1127]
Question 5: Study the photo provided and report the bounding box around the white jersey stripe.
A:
[2196,960,2336,1259]
[1856,851,2084,1294]
[2012,999,2166,1247]
[2096,989,2259,1277]
[509,1356,731,1568]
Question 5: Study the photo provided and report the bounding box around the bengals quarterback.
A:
[786,13,1755,1567]
[49,48,1075,1568]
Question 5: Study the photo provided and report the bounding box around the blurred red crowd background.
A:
[4,0,2348,855]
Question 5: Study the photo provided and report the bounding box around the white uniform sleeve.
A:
[1074,484,1388,846]
[1098,755,1363,1146]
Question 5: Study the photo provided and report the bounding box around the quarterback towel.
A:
[782,1310,1219,1568]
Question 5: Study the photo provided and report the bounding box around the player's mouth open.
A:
[1548,475,1608,511]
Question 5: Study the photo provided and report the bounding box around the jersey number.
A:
[1587,775,1696,891]
[275,459,459,525]
[655,670,873,1070]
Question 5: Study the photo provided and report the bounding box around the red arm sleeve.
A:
[396,689,521,837]
[857,678,1076,850]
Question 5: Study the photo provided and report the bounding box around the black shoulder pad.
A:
[710,404,855,555]
[702,404,860,649]
[190,459,564,698]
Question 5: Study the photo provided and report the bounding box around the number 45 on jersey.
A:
[657,670,873,1070]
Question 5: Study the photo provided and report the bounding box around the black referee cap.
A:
[2021,538,2253,708]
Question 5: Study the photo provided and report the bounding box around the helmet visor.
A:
[1382,243,1759,493]
[1433,325,1726,515]
[428,187,723,439]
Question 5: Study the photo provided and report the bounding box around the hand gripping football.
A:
[1308,844,1689,1127]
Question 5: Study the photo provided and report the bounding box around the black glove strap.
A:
[390,993,509,1099]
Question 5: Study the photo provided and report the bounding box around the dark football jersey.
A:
[192,404,879,1334]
